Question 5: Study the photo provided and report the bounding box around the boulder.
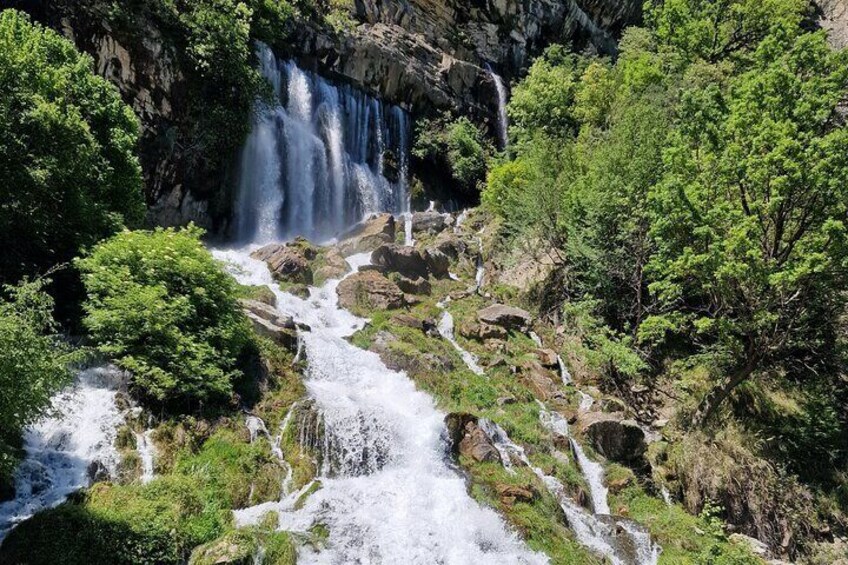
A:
[87,460,110,484]
[314,246,349,282]
[239,299,295,330]
[251,238,317,284]
[371,244,430,279]
[495,483,538,506]
[336,270,405,312]
[729,533,769,557]
[580,412,647,465]
[423,247,451,278]
[478,304,532,331]
[433,232,468,261]
[189,532,254,565]
[412,211,452,234]
[444,413,501,464]
[337,213,396,255]
[535,348,559,367]
[245,311,298,351]
[395,275,431,295]
[519,360,558,401]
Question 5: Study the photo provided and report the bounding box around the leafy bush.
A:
[76,226,253,409]
[0,278,76,478]
[413,114,492,193]
[0,9,144,285]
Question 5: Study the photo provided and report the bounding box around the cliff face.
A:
[21,0,641,227]
[817,0,848,49]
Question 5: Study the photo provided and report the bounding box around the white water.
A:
[578,391,595,412]
[558,356,573,385]
[475,237,486,292]
[436,299,486,376]
[215,248,544,564]
[234,43,410,244]
[487,65,509,150]
[137,429,156,484]
[0,366,127,540]
[482,418,660,565]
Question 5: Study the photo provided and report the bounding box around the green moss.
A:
[189,527,296,565]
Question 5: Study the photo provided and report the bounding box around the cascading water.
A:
[234,43,410,244]
[214,248,544,563]
[0,366,127,541]
[137,429,156,484]
[482,417,660,565]
[486,64,509,150]
[436,298,486,376]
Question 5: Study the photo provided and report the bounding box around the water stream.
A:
[136,429,156,484]
[0,366,127,541]
[486,65,509,150]
[215,247,544,563]
[436,299,486,376]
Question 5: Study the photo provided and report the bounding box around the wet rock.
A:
[239,299,296,329]
[336,270,405,312]
[395,275,432,295]
[444,413,501,464]
[337,213,396,255]
[412,211,452,234]
[496,483,538,506]
[87,460,110,484]
[423,247,451,279]
[314,246,349,282]
[433,232,468,261]
[580,412,647,465]
[371,244,430,279]
[478,304,532,331]
[243,304,298,351]
[251,238,317,284]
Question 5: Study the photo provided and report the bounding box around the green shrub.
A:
[413,114,492,193]
[76,226,253,409]
[0,9,144,285]
[0,477,229,565]
[0,279,76,479]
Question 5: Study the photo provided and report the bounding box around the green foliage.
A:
[484,0,848,429]
[0,278,76,478]
[413,114,493,193]
[0,477,230,565]
[76,226,253,409]
[0,9,144,284]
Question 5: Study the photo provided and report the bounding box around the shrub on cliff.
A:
[0,9,144,285]
[76,226,252,410]
[413,114,492,194]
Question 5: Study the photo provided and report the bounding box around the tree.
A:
[76,226,253,409]
[0,278,75,478]
[0,9,144,285]
[642,30,848,425]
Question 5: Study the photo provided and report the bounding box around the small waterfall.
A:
[475,237,486,292]
[0,366,127,541]
[558,355,573,385]
[136,429,156,484]
[578,391,595,412]
[437,299,485,376]
[215,249,544,563]
[482,418,660,565]
[486,64,509,150]
[234,43,410,244]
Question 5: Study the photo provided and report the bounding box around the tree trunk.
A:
[691,355,759,427]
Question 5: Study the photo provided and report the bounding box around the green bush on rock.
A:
[76,226,253,409]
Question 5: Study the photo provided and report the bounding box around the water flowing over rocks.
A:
[215,248,548,564]
[0,366,129,541]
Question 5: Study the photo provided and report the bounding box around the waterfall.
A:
[214,248,544,563]
[482,418,660,565]
[436,299,486,376]
[486,64,509,150]
[234,43,410,244]
[0,366,127,541]
[137,429,156,484]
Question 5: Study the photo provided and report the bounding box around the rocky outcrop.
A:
[817,0,848,49]
[240,299,299,351]
[336,270,406,312]
[337,214,396,256]
[478,304,532,331]
[251,238,318,284]
[412,211,452,234]
[372,244,430,279]
[444,413,501,463]
[579,412,647,465]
